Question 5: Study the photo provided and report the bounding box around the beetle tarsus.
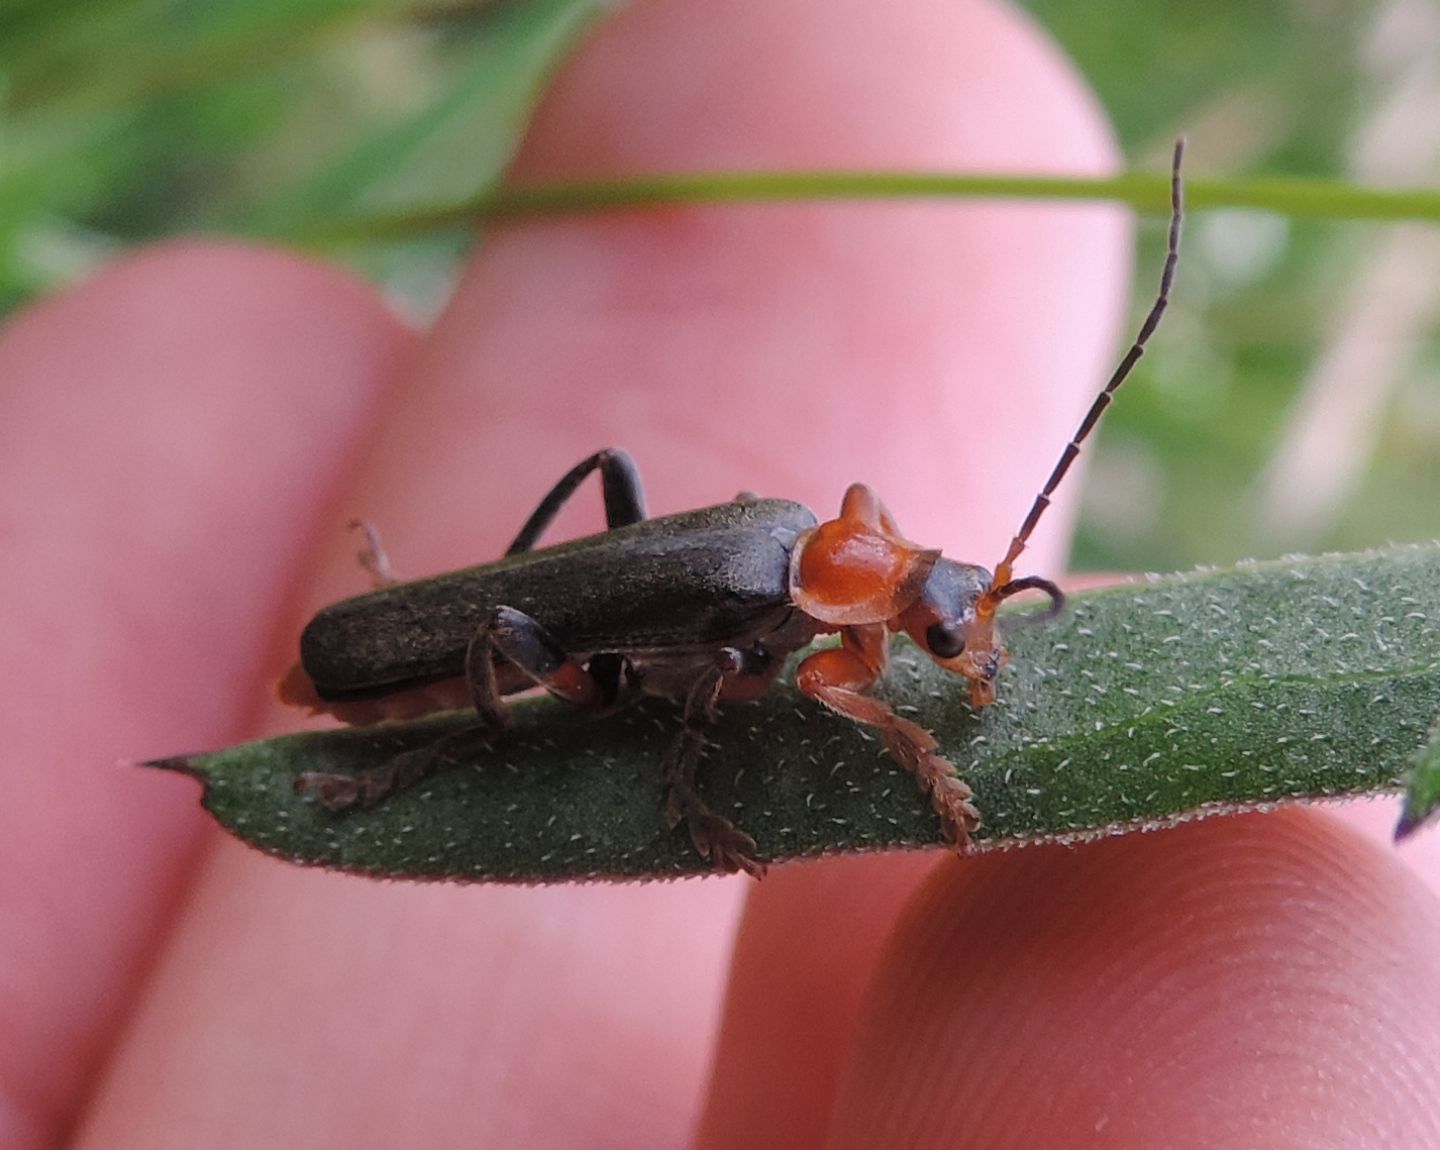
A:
[797,626,980,850]
[660,654,767,877]
[664,785,764,879]
[866,703,980,849]
[296,726,498,810]
[913,753,981,848]
[294,770,364,809]
[694,815,766,880]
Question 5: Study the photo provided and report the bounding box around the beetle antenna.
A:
[990,574,1065,619]
[982,137,1185,615]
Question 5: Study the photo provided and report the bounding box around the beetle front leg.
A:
[796,625,981,848]
[662,650,769,879]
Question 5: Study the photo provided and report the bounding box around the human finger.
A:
[0,243,413,1148]
[831,809,1440,1148]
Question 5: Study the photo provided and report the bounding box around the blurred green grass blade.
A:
[251,0,606,236]
[146,543,1440,882]
[300,169,1440,244]
[1397,721,1440,841]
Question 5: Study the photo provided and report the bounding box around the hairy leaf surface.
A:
[148,544,1440,881]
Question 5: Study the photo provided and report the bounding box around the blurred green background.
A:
[4,0,1438,573]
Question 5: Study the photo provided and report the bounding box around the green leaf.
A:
[146,543,1440,882]
[1397,720,1440,841]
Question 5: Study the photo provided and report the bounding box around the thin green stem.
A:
[293,169,1440,245]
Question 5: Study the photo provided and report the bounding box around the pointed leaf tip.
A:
[1395,720,1440,843]
[138,755,205,780]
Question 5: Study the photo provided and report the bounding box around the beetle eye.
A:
[925,622,966,659]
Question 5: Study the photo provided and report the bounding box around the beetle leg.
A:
[662,650,768,879]
[348,518,397,587]
[297,605,615,810]
[506,448,647,555]
[472,605,612,711]
[294,724,497,809]
[341,447,643,584]
[796,625,981,848]
[717,642,787,702]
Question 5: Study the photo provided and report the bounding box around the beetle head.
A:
[896,558,1063,706]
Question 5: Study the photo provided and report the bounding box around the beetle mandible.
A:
[280,141,1185,878]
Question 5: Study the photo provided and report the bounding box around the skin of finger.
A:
[827,809,1440,1148]
[0,244,414,1149]
[695,853,940,1150]
[75,0,1128,1146]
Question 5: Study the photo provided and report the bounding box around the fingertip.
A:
[517,0,1117,179]
[831,810,1440,1148]
[419,0,1127,563]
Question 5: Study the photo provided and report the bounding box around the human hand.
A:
[7,0,1440,1146]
